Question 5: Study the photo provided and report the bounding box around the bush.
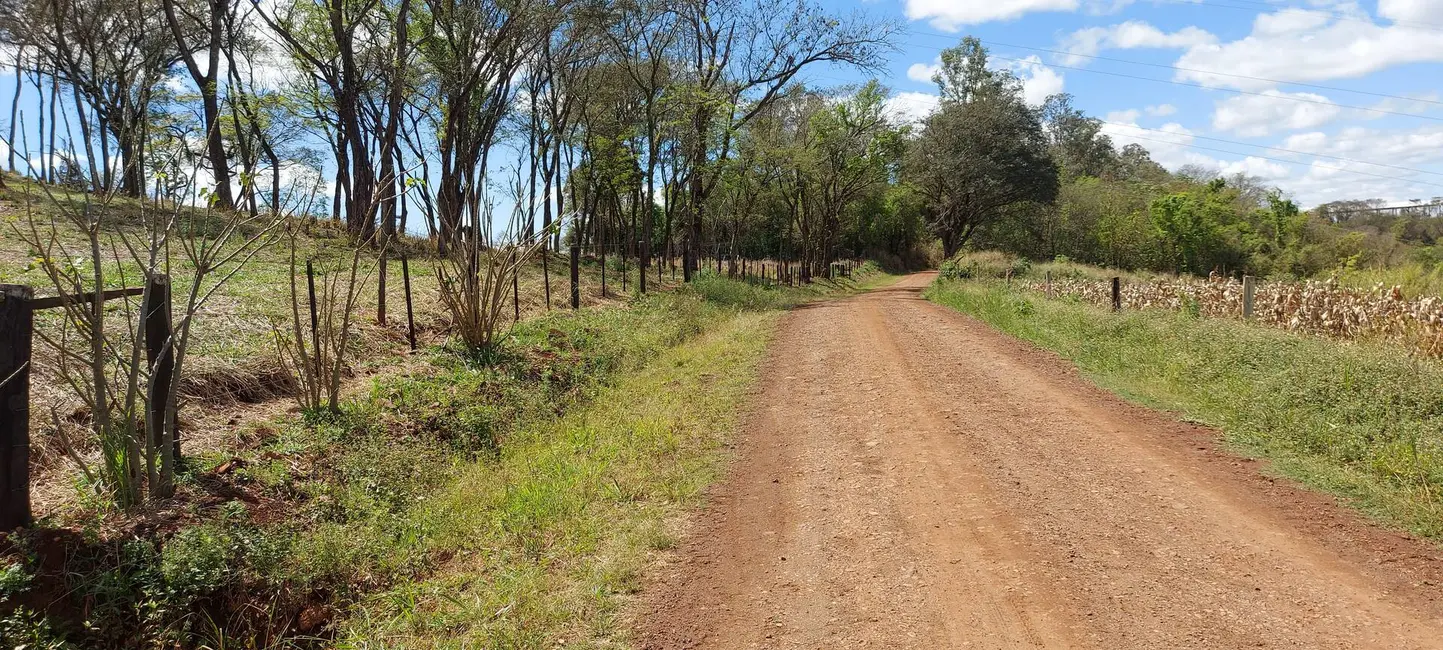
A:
[939,251,1021,280]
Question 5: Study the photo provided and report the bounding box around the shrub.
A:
[939,251,1020,280]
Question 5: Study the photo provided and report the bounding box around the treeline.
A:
[5,0,1432,284]
[908,39,1438,281]
[0,0,927,276]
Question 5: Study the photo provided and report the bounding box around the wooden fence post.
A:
[143,275,177,485]
[402,256,417,350]
[1045,270,1052,298]
[512,270,520,323]
[1,284,33,531]
[1242,275,1255,319]
[306,260,321,389]
[683,249,692,283]
[1111,277,1121,311]
[542,242,552,311]
[570,245,581,309]
[639,239,647,294]
[377,252,387,326]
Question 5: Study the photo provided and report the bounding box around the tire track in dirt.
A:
[637,273,1443,649]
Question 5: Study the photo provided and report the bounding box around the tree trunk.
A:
[7,46,19,173]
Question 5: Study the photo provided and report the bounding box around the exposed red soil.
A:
[638,272,1443,649]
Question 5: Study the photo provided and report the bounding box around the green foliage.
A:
[907,39,1059,257]
[928,280,1443,538]
[938,251,1029,280]
[0,608,76,650]
[0,561,33,597]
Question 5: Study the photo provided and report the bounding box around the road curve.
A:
[637,272,1443,649]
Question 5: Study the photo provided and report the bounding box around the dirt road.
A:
[638,273,1443,649]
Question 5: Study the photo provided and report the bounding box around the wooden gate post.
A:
[570,245,581,309]
[542,241,552,310]
[1,284,33,531]
[1111,277,1121,311]
[402,256,417,350]
[144,275,177,484]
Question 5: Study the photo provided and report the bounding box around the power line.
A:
[912,37,1443,108]
[913,45,1443,123]
[1097,121,1443,178]
[1180,0,1443,33]
[875,92,1443,190]
[1088,132,1443,190]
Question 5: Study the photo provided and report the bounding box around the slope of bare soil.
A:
[638,272,1443,649]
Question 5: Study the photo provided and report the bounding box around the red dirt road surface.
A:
[638,273,1443,649]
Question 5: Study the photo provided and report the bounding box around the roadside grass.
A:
[925,279,1443,539]
[2,268,890,647]
[688,260,893,310]
[938,251,1162,284]
[332,308,777,648]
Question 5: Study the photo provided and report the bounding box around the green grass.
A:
[1334,261,1443,298]
[333,308,777,648]
[925,279,1443,539]
[4,271,878,648]
[688,260,894,310]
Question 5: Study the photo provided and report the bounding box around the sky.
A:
[1,0,1441,217]
[801,0,1443,208]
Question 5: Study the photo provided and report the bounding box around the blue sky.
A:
[802,0,1443,207]
[2,0,1440,217]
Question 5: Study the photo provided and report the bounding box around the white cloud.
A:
[1378,0,1443,23]
[907,60,940,84]
[1059,21,1217,64]
[1105,109,1141,124]
[884,92,940,124]
[1282,125,1443,169]
[1220,157,1290,179]
[1212,90,1342,137]
[1175,14,1443,90]
[904,0,1079,30]
[902,55,1063,105]
[1250,126,1443,206]
[1101,115,1213,170]
[1145,103,1176,117]
[1251,8,1332,36]
[1360,92,1443,119]
[1102,109,1443,207]
[1005,56,1065,106]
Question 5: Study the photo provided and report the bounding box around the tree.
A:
[1,0,175,196]
[809,81,899,266]
[673,0,897,275]
[906,37,1058,257]
[161,0,237,209]
[1040,93,1116,181]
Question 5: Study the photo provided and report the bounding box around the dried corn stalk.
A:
[1019,275,1443,356]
